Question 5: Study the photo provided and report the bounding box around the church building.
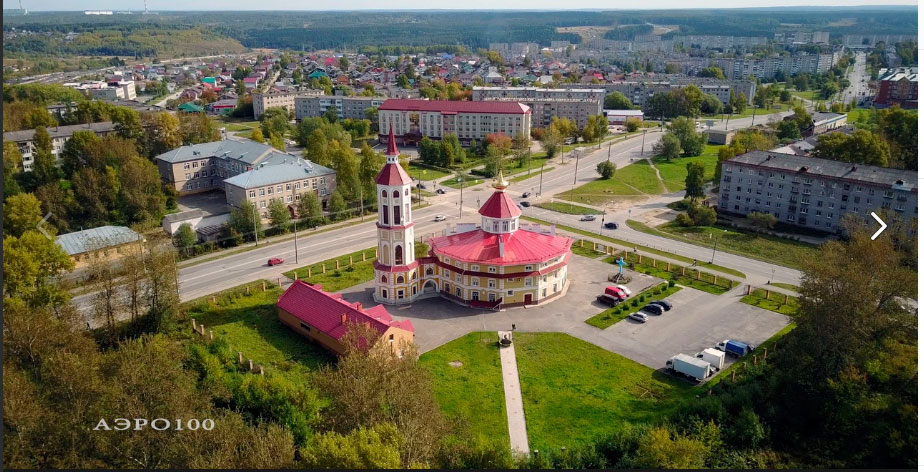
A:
[373,125,573,309]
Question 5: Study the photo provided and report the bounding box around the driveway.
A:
[336,254,791,369]
[177,190,231,216]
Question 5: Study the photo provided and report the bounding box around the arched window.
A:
[426,267,434,276]
[393,190,400,198]
[412,286,417,295]
[381,275,387,283]
[381,244,390,264]
[405,188,409,195]
[381,190,387,199]
[395,245,404,265]
[381,289,387,299]
[397,275,405,283]
[411,271,417,280]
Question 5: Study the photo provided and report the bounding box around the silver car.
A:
[628,312,649,323]
[580,215,596,221]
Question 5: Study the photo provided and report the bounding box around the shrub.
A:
[668,280,676,287]
[675,213,694,227]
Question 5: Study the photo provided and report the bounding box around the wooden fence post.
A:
[696,270,701,280]
[308,267,312,278]
[199,325,205,336]
[362,252,366,262]
[667,262,671,271]
[248,359,253,372]
[191,319,197,331]
[638,253,642,263]
[763,347,768,360]
[208,330,214,342]
[246,286,250,295]
[259,365,264,375]
[713,274,717,284]
[580,239,584,248]
[336,260,340,269]
[681,267,686,276]
[277,277,281,287]
[765,289,770,299]
[294,272,298,280]
[349,255,353,266]
[211,295,216,304]
[746,285,752,295]
[263,281,266,291]
[784,295,789,304]
[238,351,243,364]
[731,370,736,382]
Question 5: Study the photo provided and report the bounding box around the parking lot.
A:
[177,189,231,216]
[336,253,792,369]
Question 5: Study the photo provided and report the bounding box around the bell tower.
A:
[373,125,418,304]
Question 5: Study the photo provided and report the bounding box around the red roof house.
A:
[276,280,414,356]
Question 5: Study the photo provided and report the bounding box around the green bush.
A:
[668,280,676,287]
[631,299,639,307]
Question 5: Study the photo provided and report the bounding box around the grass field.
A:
[570,244,605,259]
[535,201,603,215]
[555,161,661,205]
[284,244,429,291]
[740,289,801,316]
[723,105,786,120]
[624,219,817,270]
[441,174,484,189]
[651,145,721,192]
[791,90,819,101]
[183,281,334,385]
[219,120,260,132]
[770,282,800,292]
[585,283,682,329]
[522,216,747,279]
[419,332,510,447]
[606,255,738,294]
[504,155,554,176]
[515,332,694,450]
[510,166,553,183]
[409,162,452,182]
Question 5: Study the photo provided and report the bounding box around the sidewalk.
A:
[499,341,530,455]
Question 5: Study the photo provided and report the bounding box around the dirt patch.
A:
[449,360,463,368]
[639,208,678,227]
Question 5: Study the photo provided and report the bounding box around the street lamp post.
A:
[293,218,299,264]
[538,161,545,196]
[599,211,605,235]
[457,176,462,219]
[640,129,647,156]
[572,151,579,185]
[251,204,259,247]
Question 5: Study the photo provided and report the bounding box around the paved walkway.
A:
[499,339,530,455]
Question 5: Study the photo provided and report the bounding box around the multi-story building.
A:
[773,32,830,45]
[377,99,531,146]
[842,34,916,48]
[718,151,917,234]
[154,140,336,216]
[224,157,336,218]
[874,67,917,109]
[252,89,323,119]
[294,95,386,121]
[674,35,769,50]
[587,78,756,108]
[3,121,118,171]
[715,51,843,80]
[372,127,573,308]
[472,86,604,129]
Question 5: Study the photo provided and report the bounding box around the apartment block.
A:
[252,89,324,119]
[294,95,386,121]
[718,151,917,234]
[472,86,604,129]
[377,99,531,146]
[224,158,337,218]
[3,121,118,172]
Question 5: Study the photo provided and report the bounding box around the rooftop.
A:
[224,157,335,189]
[276,280,414,341]
[155,139,285,165]
[378,99,531,115]
[727,151,918,191]
[3,121,117,142]
[429,228,572,265]
[56,226,142,256]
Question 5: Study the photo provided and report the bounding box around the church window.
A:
[397,276,405,283]
[381,275,387,283]
[393,190,400,198]
[395,245,404,265]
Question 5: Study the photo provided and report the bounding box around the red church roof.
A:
[375,125,413,186]
[429,228,572,265]
[378,99,531,115]
[276,281,414,340]
[478,189,522,219]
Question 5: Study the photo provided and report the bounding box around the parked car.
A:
[434,214,447,222]
[617,285,632,296]
[416,182,428,189]
[596,294,621,307]
[604,286,628,300]
[436,189,446,194]
[640,303,665,316]
[580,215,596,221]
[521,191,531,198]
[267,257,284,266]
[604,222,619,229]
[715,339,755,358]
[652,300,672,311]
[627,312,649,323]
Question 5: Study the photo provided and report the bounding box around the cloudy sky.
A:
[10,0,918,11]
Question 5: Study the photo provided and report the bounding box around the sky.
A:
[8,0,918,11]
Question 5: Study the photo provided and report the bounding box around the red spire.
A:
[386,124,399,156]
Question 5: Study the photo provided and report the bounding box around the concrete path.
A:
[499,340,530,455]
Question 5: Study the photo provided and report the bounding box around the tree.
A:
[301,424,403,469]
[3,141,23,198]
[358,143,385,203]
[596,161,616,179]
[24,107,57,129]
[746,211,777,230]
[34,183,72,233]
[700,94,723,116]
[179,112,220,144]
[338,56,350,71]
[268,198,291,233]
[876,106,918,169]
[541,128,561,158]
[812,130,890,167]
[119,156,166,225]
[698,66,725,79]
[653,133,682,160]
[268,132,285,151]
[485,132,512,155]
[261,107,291,138]
[364,107,379,133]
[776,119,801,140]
[3,193,44,238]
[680,85,706,118]
[31,127,59,186]
[3,230,74,307]
[250,128,265,143]
[482,144,501,178]
[791,104,813,130]
[172,223,197,257]
[635,427,708,469]
[550,116,578,141]
[604,91,634,109]
[625,117,641,132]
[229,200,262,242]
[684,161,706,201]
[690,205,716,226]
[140,111,181,158]
[731,91,748,114]
[667,117,706,157]
[327,189,348,220]
[297,191,325,227]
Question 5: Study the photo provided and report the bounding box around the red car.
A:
[267,257,284,266]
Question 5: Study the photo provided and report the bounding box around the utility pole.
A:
[607,142,612,162]
[599,211,605,235]
[538,161,545,196]
[457,176,463,219]
[573,151,579,185]
[251,204,259,247]
[751,106,757,127]
[640,129,647,156]
[358,184,364,222]
[293,218,299,264]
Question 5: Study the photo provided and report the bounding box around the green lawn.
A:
[770,282,800,292]
[723,105,786,120]
[605,255,737,294]
[624,219,818,270]
[510,166,553,183]
[515,332,695,450]
[409,162,452,182]
[504,155,554,175]
[183,281,335,385]
[585,283,682,329]
[740,289,800,316]
[846,108,864,123]
[791,90,819,101]
[219,120,260,132]
[555,161,661,205]
[284,248,377,292]
[535,201,603,215]
[419,332,509,447]
[570,244,604,259]
[521,216,747,279]
[441,174,484,189]
[650,145,721,192]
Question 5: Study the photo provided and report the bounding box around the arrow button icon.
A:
[870,212,887,240]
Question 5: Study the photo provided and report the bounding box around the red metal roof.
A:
[429,228,572,265]
[276,281,414,340]
[379,99,531,115]
[386,124,399,156]
[478,189,522,219]
[375,163,413,186]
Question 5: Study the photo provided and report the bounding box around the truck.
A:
[665,354,716,381]
[696,348,726,370]
[715,339,754,358]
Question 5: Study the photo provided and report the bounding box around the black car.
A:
[604,222,619,230]
[596,294,620,307]
[652,300,673,311]
[416,182,428,189]
[640,303,665,316]
[522,192,531,198]
[435,189,446,194]
[520,201,531,207]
